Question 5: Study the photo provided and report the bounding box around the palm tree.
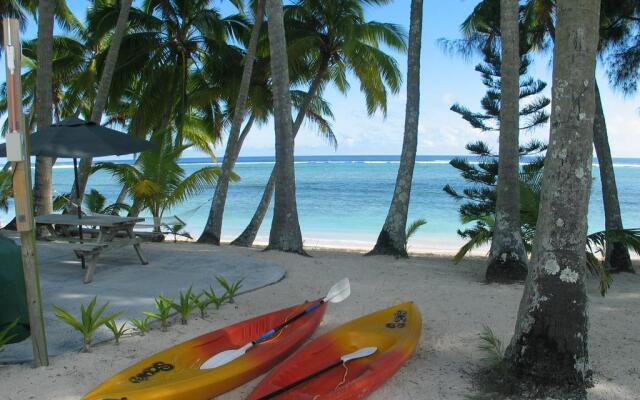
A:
[367,0,423,257]
[197,0,266,244]
[69,0,133,212]
[264,0,304,253]
[485,0,527,282]
[523,0,636,272]
[33,0,56,224]
[93,137,222,234]
[229,0,406,247]
[68,0,247,206]
[504,0,600,391]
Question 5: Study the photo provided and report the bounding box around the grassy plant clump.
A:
[172,286,198,325]
[0,319,19,352]
[53,296,121,352]
[478,326,506,374]
[129,317,151,336]
[405,218,427,252]
[105,320,130,344]
[144,295,173,332]
[202,286,228,310]
[216,276,244,304]
[193,292,210,318]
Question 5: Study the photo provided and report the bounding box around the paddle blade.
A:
[341,347,377,363]
[200,343,252,369]
[325,278,350,303]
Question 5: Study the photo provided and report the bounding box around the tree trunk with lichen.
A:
[505,0,600,393]
[486,0,528,282]
[367,0,423,257]
[198,0,265,245]
[593,81,633,273]
[33,0,55,228]
[264,0,305,254]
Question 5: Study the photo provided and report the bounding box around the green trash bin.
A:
[0,234,30,343]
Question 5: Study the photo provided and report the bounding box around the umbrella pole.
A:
[73,158,85,269]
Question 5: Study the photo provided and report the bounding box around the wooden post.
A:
[3,18,49,367]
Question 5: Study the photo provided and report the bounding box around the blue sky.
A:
[2,0,639,158]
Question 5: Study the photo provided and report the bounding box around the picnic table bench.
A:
[35,214,148,283]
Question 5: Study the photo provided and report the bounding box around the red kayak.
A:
[247,302,422,400]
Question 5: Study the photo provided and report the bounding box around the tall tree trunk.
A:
[486,0,528,282]
[33,0,55,225]
[505,0,600,392]
[198,0,266,244]
[230,61,328,247]
[264,0,304,254]
[367,0,423,257]
[593,81,633,273]
[69,0,133,210]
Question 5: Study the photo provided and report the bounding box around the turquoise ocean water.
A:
[2,155,639,252]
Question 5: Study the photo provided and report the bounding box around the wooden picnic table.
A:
[35,214,148,283]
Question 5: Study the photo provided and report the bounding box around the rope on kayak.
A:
[310,362,350,400]
[261,303,305,344]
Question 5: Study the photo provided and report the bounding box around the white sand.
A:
[1,245,638,400]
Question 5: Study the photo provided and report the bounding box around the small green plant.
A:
[478,326,506,374]
[405,218,427,252]
[202,286,228,310]
[216,276,244,304]
[193,292,210,318]
[105,320,130,344]
[129,317,151,336]
[0,319,19,352]
[144,295,173,332]
[53,296,121,352]
[171,286,197,325]
[162,223,193,243]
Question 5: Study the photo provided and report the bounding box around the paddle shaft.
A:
[256,359,343,400]
[252,300,325,344]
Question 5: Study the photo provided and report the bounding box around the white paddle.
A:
[200,278,351,369]
[256,347,378,400]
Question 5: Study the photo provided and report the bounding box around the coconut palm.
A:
[92,135,223,234]
[228,0,406,247]
[484,0,528,282]
[69,0,133,211]
[367,0,423,257]
[523,0,637,272]
[504,0,600,391]
[33,0,56,223]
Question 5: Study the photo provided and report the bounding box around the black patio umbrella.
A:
[0,117,155,267]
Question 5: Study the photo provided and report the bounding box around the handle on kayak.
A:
[253,300,324,344]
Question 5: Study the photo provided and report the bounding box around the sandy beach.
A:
[1,244,638,400]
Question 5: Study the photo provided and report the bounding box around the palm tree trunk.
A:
[230,60,329,247]
[69,0,133,210]
[367,0,423,257]
[486,0,528,282]
[505,0,600,390]
[33,0,55,224]
[264,0,304,254]
[198,0,266,244]
[593,81,633,273]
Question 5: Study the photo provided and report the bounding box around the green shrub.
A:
[144,295,173,332]
[216,276,244,304]
[202,286,227,310]
[0,319,19,352]
[129,317,151,336]
[53,296,121,352]
[105,320,130,344]
[193,292,210,318]
[171,286,197,325]
[478,326,506,374]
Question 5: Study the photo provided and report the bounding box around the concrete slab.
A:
[0,240,285,363]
